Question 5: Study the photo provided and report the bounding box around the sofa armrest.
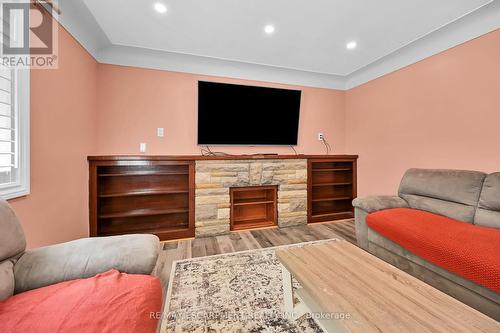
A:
[352,196,408,250]
[353,195,408,213]
[13,234,160,294]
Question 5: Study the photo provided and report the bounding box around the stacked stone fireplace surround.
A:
[195,159,308,237]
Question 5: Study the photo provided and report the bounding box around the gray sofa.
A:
[353,168,500,321]
[0,199,160,301]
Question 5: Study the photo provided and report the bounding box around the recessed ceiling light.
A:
[346,41,357,50]
[264,25,275,35]
[154,2,167,14]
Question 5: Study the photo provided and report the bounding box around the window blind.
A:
[0,64,18,187]
[0,4,29,199]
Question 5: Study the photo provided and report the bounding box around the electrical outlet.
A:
[157,128,164,137]
[139,143,147,153]
[318,133,324,141]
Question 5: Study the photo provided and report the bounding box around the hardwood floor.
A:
[153,219,356,291]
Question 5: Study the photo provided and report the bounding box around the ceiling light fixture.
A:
[154,2,167,14]
[264,25,275,35]
[346,41,357,50]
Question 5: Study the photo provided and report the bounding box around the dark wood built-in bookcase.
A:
[308,158,357,223]
[89,159,195,241]
[230,185,277,231]
[89,155,357,240]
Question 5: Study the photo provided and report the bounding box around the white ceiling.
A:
[81,0,491,76]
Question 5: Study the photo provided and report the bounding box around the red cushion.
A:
[367,208,500,293]
[0,270,162,333]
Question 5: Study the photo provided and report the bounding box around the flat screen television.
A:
[197,81,301,146]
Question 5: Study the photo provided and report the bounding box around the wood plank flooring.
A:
[153,219,356,292]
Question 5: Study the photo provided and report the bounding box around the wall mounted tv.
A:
[197,81,301,146]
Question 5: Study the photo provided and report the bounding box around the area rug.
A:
[161,240,337,333]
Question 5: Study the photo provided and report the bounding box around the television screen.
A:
[197,81,301,146]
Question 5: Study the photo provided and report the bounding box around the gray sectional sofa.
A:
[0,199,160,300]
[353,168,500,320]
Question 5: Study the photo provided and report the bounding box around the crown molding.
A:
[97,45,347,90]
[57,0,500,91]
[56,0,110,60]
[346,1,500,89]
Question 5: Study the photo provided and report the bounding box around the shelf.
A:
[233,198,275,206]
[232,217,275,230]
[312,168,351,172]
[99,226,191,237]
[312,196,352,202]
[99,208,188,219]
[230,185,277,231]
[311,211,354,219]
[99,189,189,198]
[98,171,188,177]
[312,182,352,187]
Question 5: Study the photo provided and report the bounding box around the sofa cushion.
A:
[366,208,500,293]
[475,172,500,229]
[0,200,26,262]
[398,169,486,222]
[352,195,408,213]
[0,260,14,301]
[0,269,162,333]
[14,234,160,294]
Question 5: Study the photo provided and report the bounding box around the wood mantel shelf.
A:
[88,154,359,161]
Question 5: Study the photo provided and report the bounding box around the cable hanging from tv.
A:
[200,146,233,156]
[320,136,332,155]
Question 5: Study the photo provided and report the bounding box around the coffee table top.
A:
[276,239,500,333]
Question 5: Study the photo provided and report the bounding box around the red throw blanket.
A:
[367,208,500,293]
[0,269,163,333]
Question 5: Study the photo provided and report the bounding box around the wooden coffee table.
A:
[276,239,500,333]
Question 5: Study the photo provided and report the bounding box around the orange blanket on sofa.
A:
[367,208,500,293]
[0,269,162,333]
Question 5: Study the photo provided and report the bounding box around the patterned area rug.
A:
[161,241,335,332]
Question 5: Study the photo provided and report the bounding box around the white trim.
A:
[54,0,109,60]
[344,0,495,76]
[0,68,29,200]
[281,263,295,314]
[58,1,500,90]
[97,45,347,90]
[346,1,500,89]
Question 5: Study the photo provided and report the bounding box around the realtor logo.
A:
[1,0,58,69]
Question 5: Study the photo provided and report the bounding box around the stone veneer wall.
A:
[195,159,308,237]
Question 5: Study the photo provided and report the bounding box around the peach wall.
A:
[9,27,98,248]
[346,29,500,196]
[9,21,499,248]
[96,65,346,156]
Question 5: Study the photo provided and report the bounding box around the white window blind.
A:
[0,65,18,186]
[0,2,30,200]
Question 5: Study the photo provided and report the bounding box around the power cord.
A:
[290,145,298,155]
[200,145,233,156]
[320,136,332,155]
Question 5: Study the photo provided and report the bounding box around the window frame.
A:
[0,69,29,200]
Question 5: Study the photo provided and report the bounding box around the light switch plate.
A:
[157,128,164,137]
[140,143,147,153]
